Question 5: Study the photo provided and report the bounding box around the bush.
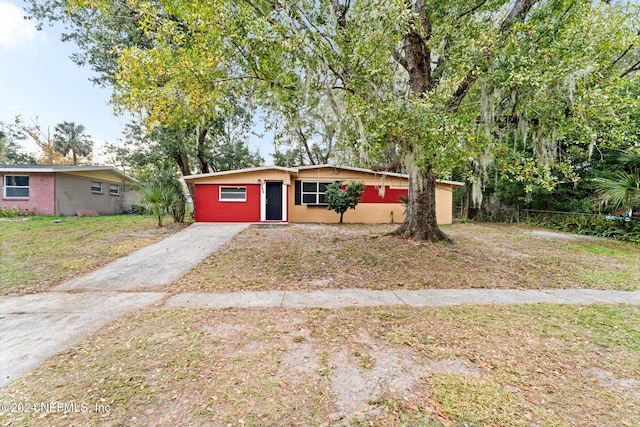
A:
[0,207,36,218]
[522,214,640,244]
[325,181,365,223]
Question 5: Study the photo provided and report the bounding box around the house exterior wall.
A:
[188,166,458,225]
[288,183,454,224]
[0,172,56,215]
[55,173,127,216]
[290,167,454,224]
[195,184,261,222]
[122,186,140,213]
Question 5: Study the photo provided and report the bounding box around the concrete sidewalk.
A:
[0,291,164,388]
[54,223,249,291]
[165,288,640,309]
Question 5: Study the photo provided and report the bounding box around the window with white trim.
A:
[109,184,120,195]
[219,186,246,201]
[302,181,331,205]
[91,181,103,193]
[4,175,29,198]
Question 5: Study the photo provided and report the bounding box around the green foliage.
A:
[522,214,640,244]
[52,121,93,165]
[594,171,640,211]
[105,115,262,192]
[139,167,186,226]
[325,181,364,224]
[140,184,178,227]
[0,207,36,218]
[273,146,307,167]
[39,0,640,240]
[594,150,640,211]
[0,122,37,164]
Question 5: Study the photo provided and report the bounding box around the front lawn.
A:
[172,222,640,293]
[2,220,639,426]
[0,215,187,295]
[1,304,638,426]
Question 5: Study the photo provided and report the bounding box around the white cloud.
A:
[0,1,46,51]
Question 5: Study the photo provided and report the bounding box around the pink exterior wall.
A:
[1,172,56,215]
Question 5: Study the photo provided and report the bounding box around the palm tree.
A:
[594,151,640,216]
[52,121,93,165]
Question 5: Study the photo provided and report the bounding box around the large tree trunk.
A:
[394,3,450,243]
[172,148,196,216]
[393,153,453,243]
[463,178,472,220]
[195,128,210,173]
[391,0,535,242]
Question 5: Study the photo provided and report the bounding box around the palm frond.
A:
[594,170,640,210]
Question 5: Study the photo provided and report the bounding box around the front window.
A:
[91,181,103,193]
[109,184,120,195]
[302,182,331,205]
[219,186,246,202]
[4,175,29,198]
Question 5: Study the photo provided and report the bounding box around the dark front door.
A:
[266,182,283,220]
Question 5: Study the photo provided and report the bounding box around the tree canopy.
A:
[325,180,365,223]
[36,0,640,240]
[52,121,93,165]
[0,122,37,164]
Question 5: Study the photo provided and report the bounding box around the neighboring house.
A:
[1,165,138,216]
[183,164,463,224]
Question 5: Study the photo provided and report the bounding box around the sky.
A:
[0,0,272,165]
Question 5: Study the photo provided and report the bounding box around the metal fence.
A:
[455,206,602,223]
[520,209,600,220]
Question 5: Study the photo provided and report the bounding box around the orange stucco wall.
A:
[288,183,453,224]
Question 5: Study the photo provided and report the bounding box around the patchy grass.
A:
[1,304,638,426]
[2,220,639,425]
[172,222,640,293]
[0,215,187,295]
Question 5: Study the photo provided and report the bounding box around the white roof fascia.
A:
[0,165,137,183]
[183,165,298,181]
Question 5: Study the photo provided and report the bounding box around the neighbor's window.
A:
[219,186,246,202]
[109,184,120,195]
[91,181,103,193]
[4,175,29,198]
[302,182,331,205]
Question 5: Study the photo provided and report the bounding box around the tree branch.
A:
[457,0,488,20]
[447,0,537,112]
[620,58,640,78]
[499,0,535,34]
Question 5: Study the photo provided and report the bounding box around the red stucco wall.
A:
[195,184,261,222]
[355,185,406,204]
[1,172,56,215]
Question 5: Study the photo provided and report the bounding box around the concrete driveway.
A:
[54,223,249,291]
[0,223,248,388]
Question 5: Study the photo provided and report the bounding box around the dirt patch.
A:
[529,230,584,240]
[584,367,638,391]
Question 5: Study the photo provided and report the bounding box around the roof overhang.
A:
[183,165,298,181]
[183,164,464,187]
[0,165,138,183]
